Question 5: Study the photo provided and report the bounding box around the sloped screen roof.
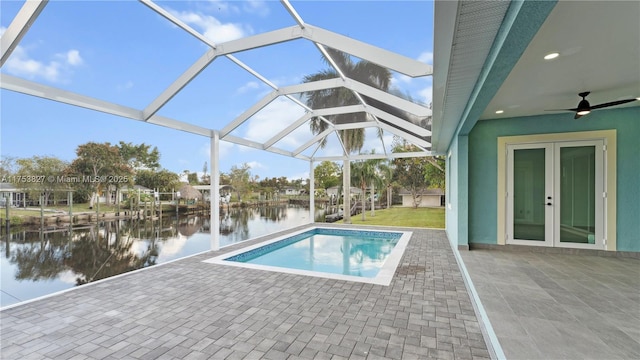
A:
[1,0,433,164]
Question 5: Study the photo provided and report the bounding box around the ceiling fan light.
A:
[544,52,559,60]
[576,99,591,115]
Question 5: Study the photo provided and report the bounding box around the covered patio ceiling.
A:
[431,0,640,153]
[1,0,433,162]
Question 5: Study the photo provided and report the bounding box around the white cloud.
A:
[418,51,433,64]
[392,73,413,85]
[205,0,268,16]
[419,86,433,106]
[271,74,304,88]
[247,161,265,170]
[0,26,6,37]
[3,45,83,83]
[242,0,269,16]
[362,130,394,155]
[288,172,309,182]
[208,0,235,13]
[117,80,134,91]
[170,9,251,43]
[243,97,306,146]
[235,81,260,95]
[5,46,62,82]
[65,49,83,66]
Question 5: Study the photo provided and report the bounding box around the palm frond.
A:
[304,48,391,152]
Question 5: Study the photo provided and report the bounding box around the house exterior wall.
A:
[440,1,557,251]
[445,135,469,249]
[445,138,458,248]
[401,194,441,207]
[467,106,640,252]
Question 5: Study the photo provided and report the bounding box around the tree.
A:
[201,161,210,184]
[303,48,391,223]
[314,161,341,191]
[424,156,445,189]
[392,139,444,208]
[13,156,69,205]
[0,156,16,178]
[116,141,160,170]
[135,169,181,194]
[67,142,133,208]
[377,161,395,209]
[187,172,199,185]
[220,172,231,185]
[229,163,251,202]
[350,159,376,221]
[366,157,386,217]
[351,154,386,220]
[393,159,426,208]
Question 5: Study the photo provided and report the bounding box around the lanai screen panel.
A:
[1,0,434,167]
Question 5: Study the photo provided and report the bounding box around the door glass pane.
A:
[513,149,546,241]
[560,146,596,243]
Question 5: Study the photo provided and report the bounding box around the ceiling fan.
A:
[548,91,639,119]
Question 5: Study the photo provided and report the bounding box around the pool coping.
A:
[203,225,413,286]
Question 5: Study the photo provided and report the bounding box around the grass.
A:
[337,206,445,228]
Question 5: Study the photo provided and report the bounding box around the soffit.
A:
[481,0,640,120]
[431,1,510,154]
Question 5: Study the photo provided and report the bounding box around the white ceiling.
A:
[481,0,640,120]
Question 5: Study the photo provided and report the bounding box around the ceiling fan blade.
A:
[545,108,578,112]
[590,98,637,110]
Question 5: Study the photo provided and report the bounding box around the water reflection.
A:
[0,205,320,307]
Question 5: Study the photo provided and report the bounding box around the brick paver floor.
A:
[0,225,490,359]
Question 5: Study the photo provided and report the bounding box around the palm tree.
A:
[351,160,376,221]
[366,157,387,217]
[350,154,388,221]
[304,48,392,223]
[377,161,395,209]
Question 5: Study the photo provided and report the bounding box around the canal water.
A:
[0,205,326,308]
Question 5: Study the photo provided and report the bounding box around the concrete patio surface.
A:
[460,248,640,360]
[0,225,491,360]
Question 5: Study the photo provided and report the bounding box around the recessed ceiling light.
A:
[544,52,559,60]
[495,110,504,114]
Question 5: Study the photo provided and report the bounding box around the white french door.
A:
[506,140,605,249]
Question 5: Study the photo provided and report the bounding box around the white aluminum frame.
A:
[0,0,438,244]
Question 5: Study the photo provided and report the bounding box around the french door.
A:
[506,140,604,249]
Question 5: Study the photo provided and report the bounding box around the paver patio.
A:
[461,248,640,360]
[0,225,491,359]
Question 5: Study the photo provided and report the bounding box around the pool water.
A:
[207,227,412,285]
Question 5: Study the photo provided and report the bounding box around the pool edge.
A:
[203,225,412,286]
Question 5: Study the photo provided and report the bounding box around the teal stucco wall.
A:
[445,136,459,247]
[467,106,640,251]
[445,135,469,248]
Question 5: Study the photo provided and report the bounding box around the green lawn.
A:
[337,206,445,228]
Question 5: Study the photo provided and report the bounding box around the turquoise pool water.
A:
[225,228,402,278]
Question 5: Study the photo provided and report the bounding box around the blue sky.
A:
[1,0,433,181]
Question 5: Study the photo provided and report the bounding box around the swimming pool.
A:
[204,227,412,285]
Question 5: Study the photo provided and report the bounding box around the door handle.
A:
[546,203,552,206]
